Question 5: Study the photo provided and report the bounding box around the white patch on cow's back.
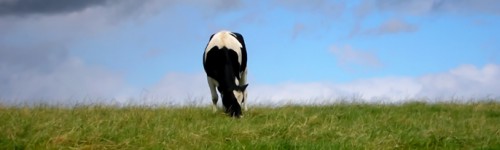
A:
[205,30,243,64]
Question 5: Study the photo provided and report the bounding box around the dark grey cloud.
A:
[371,0,500,16]
[0,0,141,103]
[349,18,418,37]
[270,0,345,40]
[272,0,345,16]
[350,0,500,38]
[0,0,250,105]
[330,44,384,70]
[206,0,243,12]
[362,19,418,36]
[0,43,133,104]
[0,44,68,72]
[0,0,114,16]
[291,23,305,40]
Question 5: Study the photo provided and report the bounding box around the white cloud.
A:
[251,64,500,105]
[336,77,422,101]
[4,63,496,106]
[249,77,422,105]
[143,72,211,106]
[249,82,337,105]
[131,64,500,107]
[417,64,500,99]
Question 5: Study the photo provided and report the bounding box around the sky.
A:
[1,0,499,106]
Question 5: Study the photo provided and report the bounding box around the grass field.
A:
[1,101,500,149]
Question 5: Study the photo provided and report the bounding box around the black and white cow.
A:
[203,30,248,118]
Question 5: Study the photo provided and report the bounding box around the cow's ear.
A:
[239,84,248,91]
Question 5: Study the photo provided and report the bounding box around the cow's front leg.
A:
[207,77,219,113]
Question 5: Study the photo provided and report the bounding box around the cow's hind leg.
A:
[207,77,219,113]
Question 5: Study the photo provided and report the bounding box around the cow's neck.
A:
[220,63,237,91]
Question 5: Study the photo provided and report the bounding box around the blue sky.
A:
[1,0,499,105]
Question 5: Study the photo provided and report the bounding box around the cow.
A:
[203,30,248,118]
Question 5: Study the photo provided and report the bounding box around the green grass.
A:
[1,102,500,149]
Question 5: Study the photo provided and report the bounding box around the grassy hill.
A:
[1,102,499,149]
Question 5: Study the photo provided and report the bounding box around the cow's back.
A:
[203,31,246,82]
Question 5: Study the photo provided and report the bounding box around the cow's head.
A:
[233,84,248,106]
[224,84,248,118]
